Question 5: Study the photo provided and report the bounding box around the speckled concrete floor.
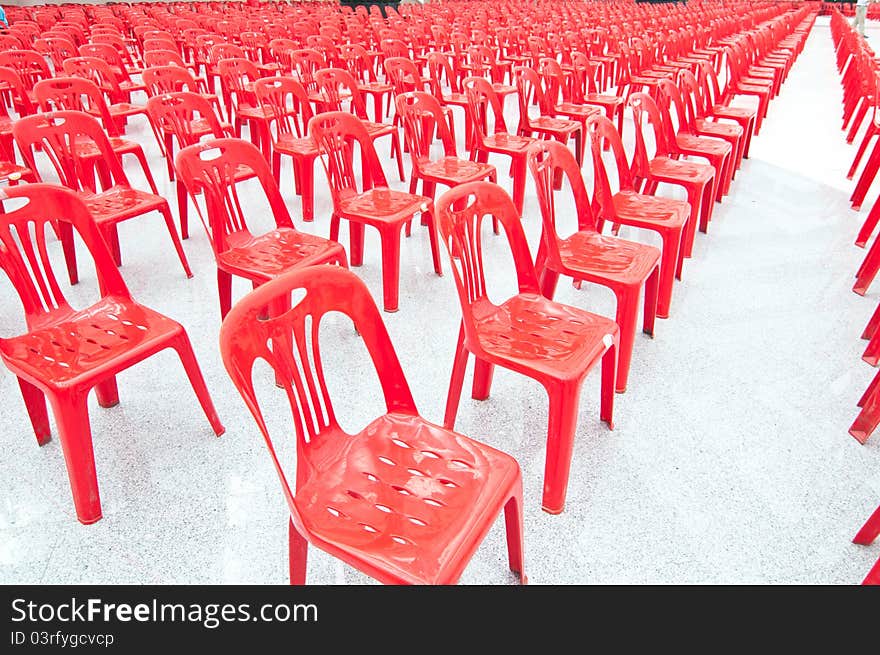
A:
[1,16,879,585]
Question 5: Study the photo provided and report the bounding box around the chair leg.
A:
[851,369,880,444]
[862,301,880,340]
[424,207,443,276]
[158,204,192,278]
[853,504,880,545]
[299,158,315,223]
[170,331,225,436]
[48,391,102,525]
[443,326,469,430]
[289,517,308,585]
[656,228,682,318]
[471,358,495,401]
[511,156,527,215]
[218,269,233,320]
[856,198,880,248]
[600,342,617,428]
[18,378,50,446]
[854,234,880,296]
[643,265,659,337]
[503,478,527,583]
[540,381,582,514]
[176,181,189,240]
[612,285,641,393]
[378,224,401,312]
[94,376,120,408]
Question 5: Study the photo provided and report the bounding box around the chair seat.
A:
[492,83,517,96]
[275,132,319,156]
[556,231,661,286]
[441,91,469,105]
[472,293,618,380]
[612,190,689,229]
[237,104,275,121]
[83,186,166,223]
[218,228,346,280]
[358,82,393,94]
[339,187,430,223]
[527,115,580,135]
[555,102,602,118]
[583,93,624,107]
[695,119,743,139]
[0,296,182,389]
[712,104,756,120]
[107,101,148,119]
[676,133,732,157]
[293,411,520,585]
[363,120,397,138]
[419,156,495,184]
[482,132,537,152]
[648,157,715,184]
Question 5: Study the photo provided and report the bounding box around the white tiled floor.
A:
[1,15,879,585]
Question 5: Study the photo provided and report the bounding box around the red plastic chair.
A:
[13,110,191,285]
[313,67,405,182]
[436,180,618,514]
[527,139,660,393]
[78,42,146,95]
[309,110,442,312]
[696,59,756,160]
[655,77,733,203]
[219,265,525,584]
[175,137,348,319]
[628,92,716,262]
[33,77,160,196]
[586,114,689,319]
[0,49,52,92]
[395,91,496,203]
[253,76,321,222]
[463,75,537,215]
[854,504,880,584]
[512,66,583,165]
[0,183,224,525]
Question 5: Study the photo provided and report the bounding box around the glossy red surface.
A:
[436,180,617,514]
[527,139,659,393]
[309,110,441,312]
[174,137,347,318]
[219,265,524,584]
[0,185,223,524]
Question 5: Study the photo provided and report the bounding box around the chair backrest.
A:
[0,49,51,89]
[462,75,510,143]
[434,180,540,356]
[290,48,326,93]
[253,76,313,142]
[308,110,388,207]
[217,57,259,104]
[513,65,552,129]
[395,91,457,170]
[384,56,422,95]
[426,51,461,96]
[142,65,202,96]
[0,66,37,116]
[218,264,416,496]
[526,139,599,275]
[13,110,130,192]
[32,76,121,136]
[654,77,691,142]
[585,113,636,223]
[143,49,189,70]
[145,91,226,148]
[62,56,123,97]
[78,42,129,77]
[0,183,131,331]
[627,91,674,180]
[313,67,369,119]
[174,137,292,257]
[143,36,179,54]
[34,36,78,70]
